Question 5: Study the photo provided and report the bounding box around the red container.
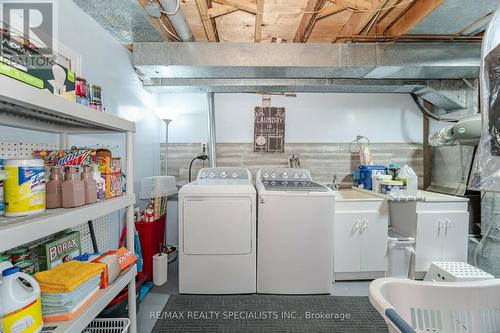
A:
[135,214,166,281]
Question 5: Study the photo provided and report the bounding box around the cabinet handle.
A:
[437,219,443,236]
[352,220,361,233]
[445,219,451,236]
[360,219,368,234]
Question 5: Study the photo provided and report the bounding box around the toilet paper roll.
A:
[153,253,168,286]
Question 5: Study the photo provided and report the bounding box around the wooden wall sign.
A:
[254,106,285,153]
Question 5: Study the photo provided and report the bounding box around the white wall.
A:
[0,1,162,246]
[161,93,423,144]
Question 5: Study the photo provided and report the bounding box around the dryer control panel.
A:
[197,168,251,181]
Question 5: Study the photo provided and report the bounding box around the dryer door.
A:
[183,197,252,255]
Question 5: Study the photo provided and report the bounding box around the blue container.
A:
[358,165,387,190]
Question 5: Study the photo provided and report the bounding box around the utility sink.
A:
[334,190,385,201]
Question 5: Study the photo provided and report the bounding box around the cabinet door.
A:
[334,212,361,273]
[441,212,469,262]
[360,212,389,272]
[415,213,444,272]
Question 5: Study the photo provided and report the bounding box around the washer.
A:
[178,167,256,294]
[256,168,335,294]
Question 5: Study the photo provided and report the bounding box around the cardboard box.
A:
[0,33,75,101]
[37,231,81,271]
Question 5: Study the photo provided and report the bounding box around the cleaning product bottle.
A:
[62,166,85,208]
[0,266,43,333]
[92,165,105,201]
[399,164,418,196]
[46,166,64,209]
[81,166,97,204]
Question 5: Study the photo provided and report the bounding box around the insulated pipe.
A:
[158,0,195,42]
[163,119,172,175]
[207,92,217,167]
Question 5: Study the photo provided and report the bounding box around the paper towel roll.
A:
[153,253,168,286]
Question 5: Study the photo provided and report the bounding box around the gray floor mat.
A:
[151,294,388,332]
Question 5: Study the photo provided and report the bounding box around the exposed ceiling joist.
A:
[255,0,264,42]
[317,4,346,20]
[207,4,238,18]
[294,0,328,42]
[331,0,372,11]
[386,0,444,35]
[334,0,384,42]
[212,0,257,14]
[195,0,218,41]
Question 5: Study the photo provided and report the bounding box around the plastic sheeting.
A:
[470,5,500,192]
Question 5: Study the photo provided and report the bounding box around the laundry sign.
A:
[254,106,285,153]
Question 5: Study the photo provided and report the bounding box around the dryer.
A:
[256,168,335,294]
[178,167,256,294]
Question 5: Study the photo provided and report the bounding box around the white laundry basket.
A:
[82,318,130,333]
[369,278,500,333]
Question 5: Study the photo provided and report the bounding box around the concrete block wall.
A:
[162,142,423,186]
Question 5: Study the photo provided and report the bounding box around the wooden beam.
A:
[294,0,328,43]
[207,4,238,18]
[255,0,264,42]
[386,0,444,35]
[331,0,372,10]
[195,0,218,41]
[137,0,180,42]
[317,3,346,20]
[334,0,383,42]
[212,0,257,14]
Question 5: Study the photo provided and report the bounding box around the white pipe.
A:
[126,131,137,333]
[163,119,171,175]
[207,92,216,167]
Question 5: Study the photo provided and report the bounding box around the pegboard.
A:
[1,140,111,256]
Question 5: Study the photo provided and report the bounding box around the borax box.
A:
[0,32,75,101]
[38,231,81,271]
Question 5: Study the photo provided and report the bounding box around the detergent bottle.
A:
[0,266,43,333]
[399,164,418,196]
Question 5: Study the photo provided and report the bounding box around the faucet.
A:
[328,175,340,191]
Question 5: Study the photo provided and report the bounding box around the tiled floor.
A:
[137,260,371,333]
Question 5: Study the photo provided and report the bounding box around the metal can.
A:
[0,253,11,263]
[3,159,46,217]
[75,77,89,106]
[17,260,35,275]
[8,247,30,264]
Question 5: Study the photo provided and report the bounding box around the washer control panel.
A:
[198,168,250,180]
[258,168,328,192]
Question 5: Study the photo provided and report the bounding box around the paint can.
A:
[3,159,46,217]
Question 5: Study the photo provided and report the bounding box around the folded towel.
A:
[35,261,105,293]
[42,286,100,315]
[41,275,101,307]
[42,288,100,322]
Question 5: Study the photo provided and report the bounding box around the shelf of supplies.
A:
[45,264,137,333]
[0,75,135,133]
[0,194,135,252]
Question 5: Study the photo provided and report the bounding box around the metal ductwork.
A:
[157,0,195,42]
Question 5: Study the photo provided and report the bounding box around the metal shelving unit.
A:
[0,75,137,333]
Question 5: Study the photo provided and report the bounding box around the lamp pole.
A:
[163,119,172,175]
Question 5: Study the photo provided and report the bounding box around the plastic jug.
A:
[0,266,43,333]
[399,164,418,196]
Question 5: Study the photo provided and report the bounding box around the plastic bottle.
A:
[92,165,105,201]
[399,164,418,196]
[81,166,97,204]
[46,166,64,209]
[62,166,85,208]
[0,266,43,333]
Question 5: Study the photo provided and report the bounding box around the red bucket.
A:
[135,214,166,281]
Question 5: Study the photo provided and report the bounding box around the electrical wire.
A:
[411,94,460,123]
[188,155,209,182]
[157,18,181,41]
[160,0,181,15]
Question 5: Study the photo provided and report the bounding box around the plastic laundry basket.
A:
[369,278,500,333]
[82,318,130,333]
